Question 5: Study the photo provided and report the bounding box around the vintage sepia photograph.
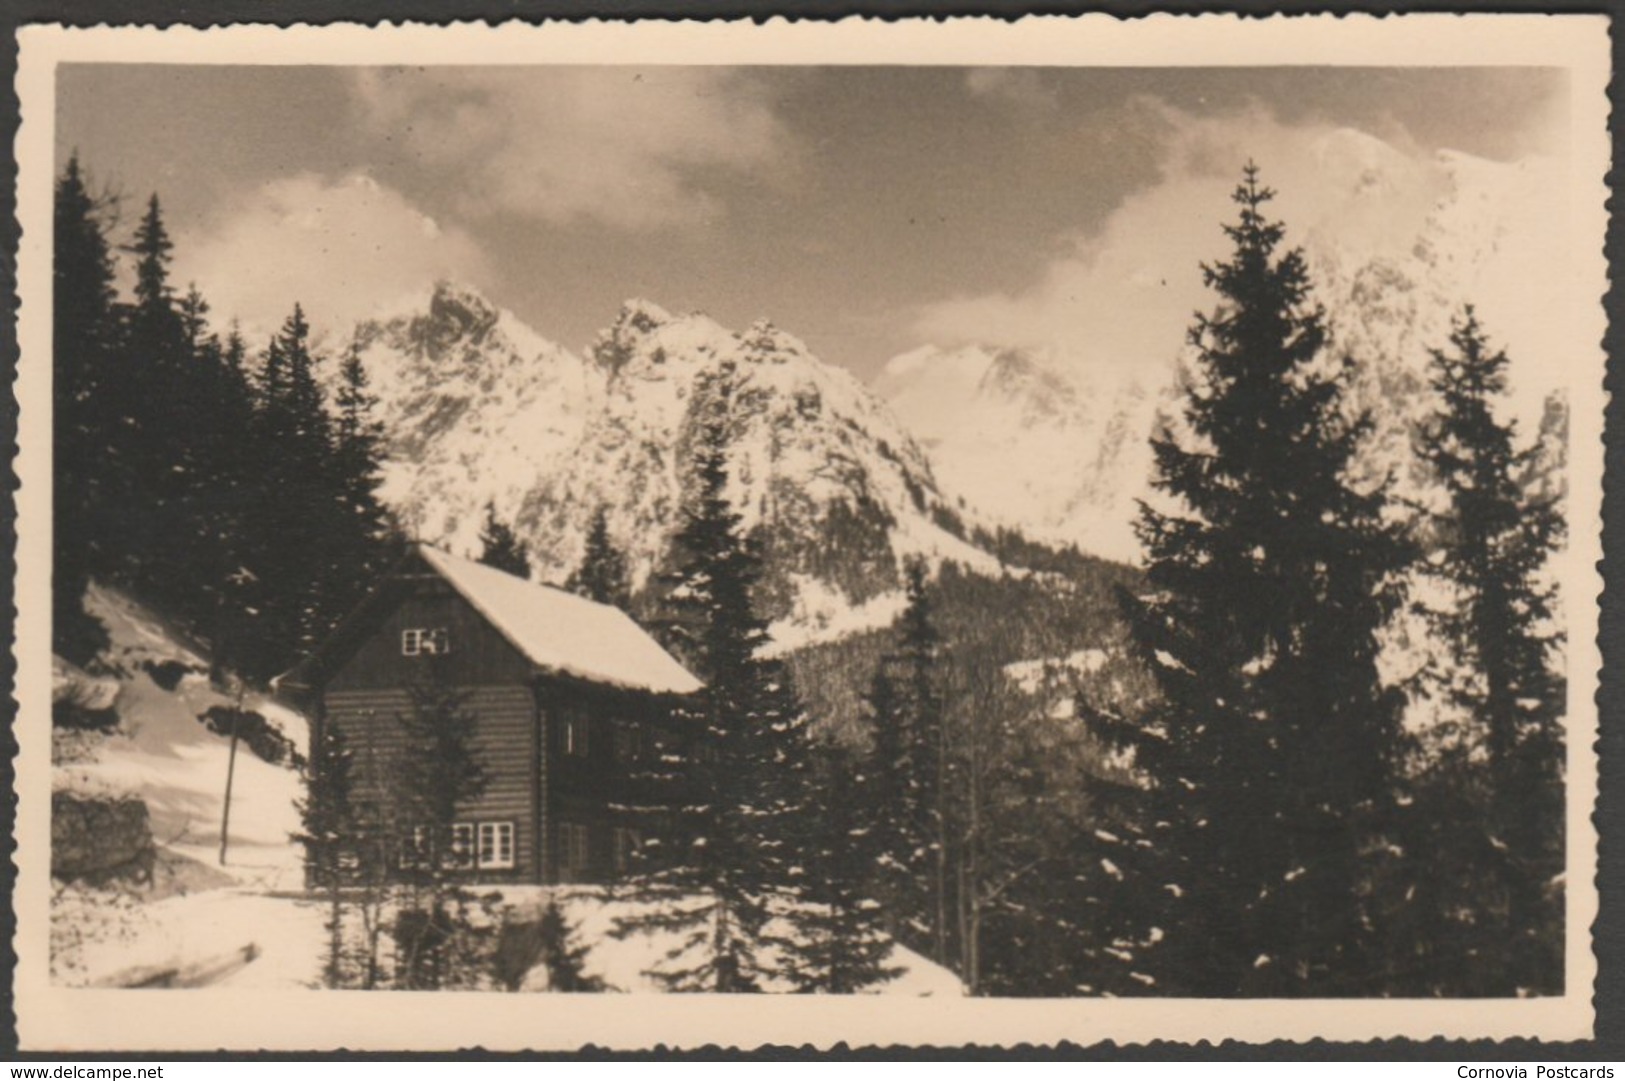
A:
[10,15,1609,1051]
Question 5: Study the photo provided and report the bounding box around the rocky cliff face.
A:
[357,285,1004,631]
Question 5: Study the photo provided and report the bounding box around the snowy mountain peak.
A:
[358,291,1002,639]
[882,145,1566,566]
[738,319,812,364]
[880,341,1156,562]
[613,297,675,334]
[978,347,1079,414]
[426,278,500,329]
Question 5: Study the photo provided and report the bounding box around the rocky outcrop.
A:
[52,793,155,886]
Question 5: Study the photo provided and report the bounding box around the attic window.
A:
[402,628,451,656]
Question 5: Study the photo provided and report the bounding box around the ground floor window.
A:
[447,823,475,869]
[478,821,515,870]
[613,826,642,873]
[398,826,431,870]
[560,821,592,876]
[398,821,513,871]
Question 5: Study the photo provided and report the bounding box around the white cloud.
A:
[351,68,789,230]
[174,173,490,344]
[911,98,1573,398]
[964,69,1059,111]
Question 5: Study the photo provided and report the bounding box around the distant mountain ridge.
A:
[876,144,1571,564]
[354,284,1007,640]
[348,144,1568,647]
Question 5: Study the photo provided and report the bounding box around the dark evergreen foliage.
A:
[52,156,120,662]
[296,720,358,988]
[328,338,394,599]
[614,364,815,992]
[1410,308,1566,994]
[392,662,490,989]
[1112,164,1410,995]
[117,196,193,593]
[779,739,901,992]
[567,507,630,608]
[54,160,396,683]
[865,559,948,963]
[477,500,532,580]
[232,308,394,679]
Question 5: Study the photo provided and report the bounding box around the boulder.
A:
[51,793,155,885]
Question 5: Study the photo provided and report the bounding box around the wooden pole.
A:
[219,688,243,865]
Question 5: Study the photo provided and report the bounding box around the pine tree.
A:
[196,322,263,681]
[1415,307,1566,993]
[780,739,902,993]
[129,195,178,327]
[477,501,532,580]
[1117,164,1409,995]
[325,339,393,620]
[1069,698,1186,994]
[107,194,196,607]
[613,364,815,992]
[297,720,358,988]
[392,662,489,990]
[52,155,120,662]
[567,507,630,608]
[867,559,948,963]
[241,305,339,675]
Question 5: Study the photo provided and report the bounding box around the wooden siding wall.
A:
[538,675,677,884]
[327,578,533,691]
[324,684,538,882]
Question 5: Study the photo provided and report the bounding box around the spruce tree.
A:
[52,156,120,661]
[117,195,197,604]
[326,339,393,618]
[779,739,901,993]
[567,507,630,608]
[1416,308,1566,993]
[613,363,814,992]
[297,720,358,988]
[197,322,264,681]
[1118,163,1409,995]
[867,559,948,963]
[122,197,187,456]
[241,305,339,675]
[1069,699,1186,994]
[393,662,489,989]
[477,500,532,580]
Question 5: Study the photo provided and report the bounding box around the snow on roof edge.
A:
[417,545,702,696]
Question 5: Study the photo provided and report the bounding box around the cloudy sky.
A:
[56,64,1569,378]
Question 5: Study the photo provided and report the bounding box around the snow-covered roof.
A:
[417,545,701,696]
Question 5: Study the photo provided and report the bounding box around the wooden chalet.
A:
[279,544,701,885]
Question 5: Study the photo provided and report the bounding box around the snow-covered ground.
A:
[499,887,961,995]
[51,584,312,985]
[55,584,308,883]
[51,584,963,996]
[764,577,906,655]
[1003,648,1108,696]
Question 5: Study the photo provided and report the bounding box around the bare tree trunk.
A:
[935,720,949,967]
[218,688,243,865]
[326,884,344,988]
[966,731,982,997]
